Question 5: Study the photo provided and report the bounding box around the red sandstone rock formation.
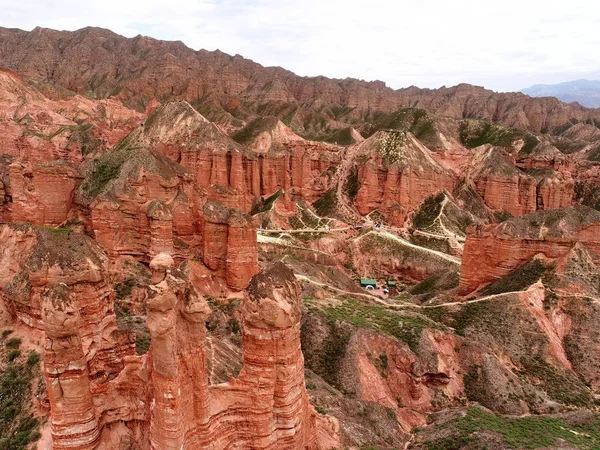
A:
[0,68,141,165]
[466,145,537,217]
[74,146,204,261]
[234,116,341,207]
[459,206,600,294]
[349,328,463,431]
[0,225,135,448]
[0,159,82,226]
[126,105,340,213]
[0,225,338,449]
[203,200,259,291]
[146,260,338,449]
[352,131,455,226]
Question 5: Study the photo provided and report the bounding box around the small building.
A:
[386,280,397,288]
[359,278,377,288]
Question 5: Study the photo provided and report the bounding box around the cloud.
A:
[1,0,599,92]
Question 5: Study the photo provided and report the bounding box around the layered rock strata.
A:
[353,131,455,226]
[459,206,600,294]
[0,229,336,449]
[131,104,340,212]
[0,160,82,226]
[203,200,259,291]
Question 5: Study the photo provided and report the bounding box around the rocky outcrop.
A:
[467,145,537,217]
[0,68,141,164]
[528,168,574,211]
[143,259,339,449]
[0,160,82,226]
[0,224,135,448]
[350,328,463,431]
[75,146,204,262]
[203,200,259,291]
[352,131,455,226]
[459,206,600,294]
[0,224,337,449]
[130,105,340,212]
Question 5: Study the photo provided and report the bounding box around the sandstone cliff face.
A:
[467,146,537,217]
[129,105,341,213]
[0,160,82,226]
[0,225,136,449]
[459,206,600,294]
[352,131,455,226]
[348,328,463,431]
[203,200,259,291]
[234,117,341,206]
[74,146,204,262]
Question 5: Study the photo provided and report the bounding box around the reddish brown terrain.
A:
[1,26,600,450]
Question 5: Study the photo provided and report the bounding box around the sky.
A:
[1,0,599,93]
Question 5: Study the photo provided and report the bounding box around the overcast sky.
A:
[1,0,599,92]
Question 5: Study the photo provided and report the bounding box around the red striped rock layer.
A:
[0,160,82,226]
[0,225,336,449]
[85,167,203,262]
[0,225,135,449]
[202,200,259,291]
[156,140,340,213]
[353,132,455,226]
[0,69,141,165]
[145,262,326,449]
[459,206,600,294]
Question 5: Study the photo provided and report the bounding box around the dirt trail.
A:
[416,195,466,250]
[259,227,351,234]
[257,234,334,256]
[358,230,461,265]
[297,273,530,310]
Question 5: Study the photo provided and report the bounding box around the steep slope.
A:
[459,205,600,294]
[350,130,455,225]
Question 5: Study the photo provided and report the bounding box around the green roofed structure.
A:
[386,280,397,287]
[359,278,377,288]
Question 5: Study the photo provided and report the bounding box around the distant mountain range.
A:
[522,79,600,108]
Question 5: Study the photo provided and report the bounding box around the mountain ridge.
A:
[522,79,600,108]
[1,26,600,135]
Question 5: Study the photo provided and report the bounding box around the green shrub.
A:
[0,355,41,450]
[250,189,283,215]
[413,193,445,229]
[422,406,600,449]
[5,338,21,350]
[314,406,327,415]
[26,352,40,367]
[312,189,337,217]
[6,350,21,363]
[480,259,551,296]
[1,330,13,339]
[345,167,360,201]
[226,318,241,335]
[114,278,136,300]
[135,331,151,356]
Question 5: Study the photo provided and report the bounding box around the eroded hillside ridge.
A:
[1,26,600,134]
